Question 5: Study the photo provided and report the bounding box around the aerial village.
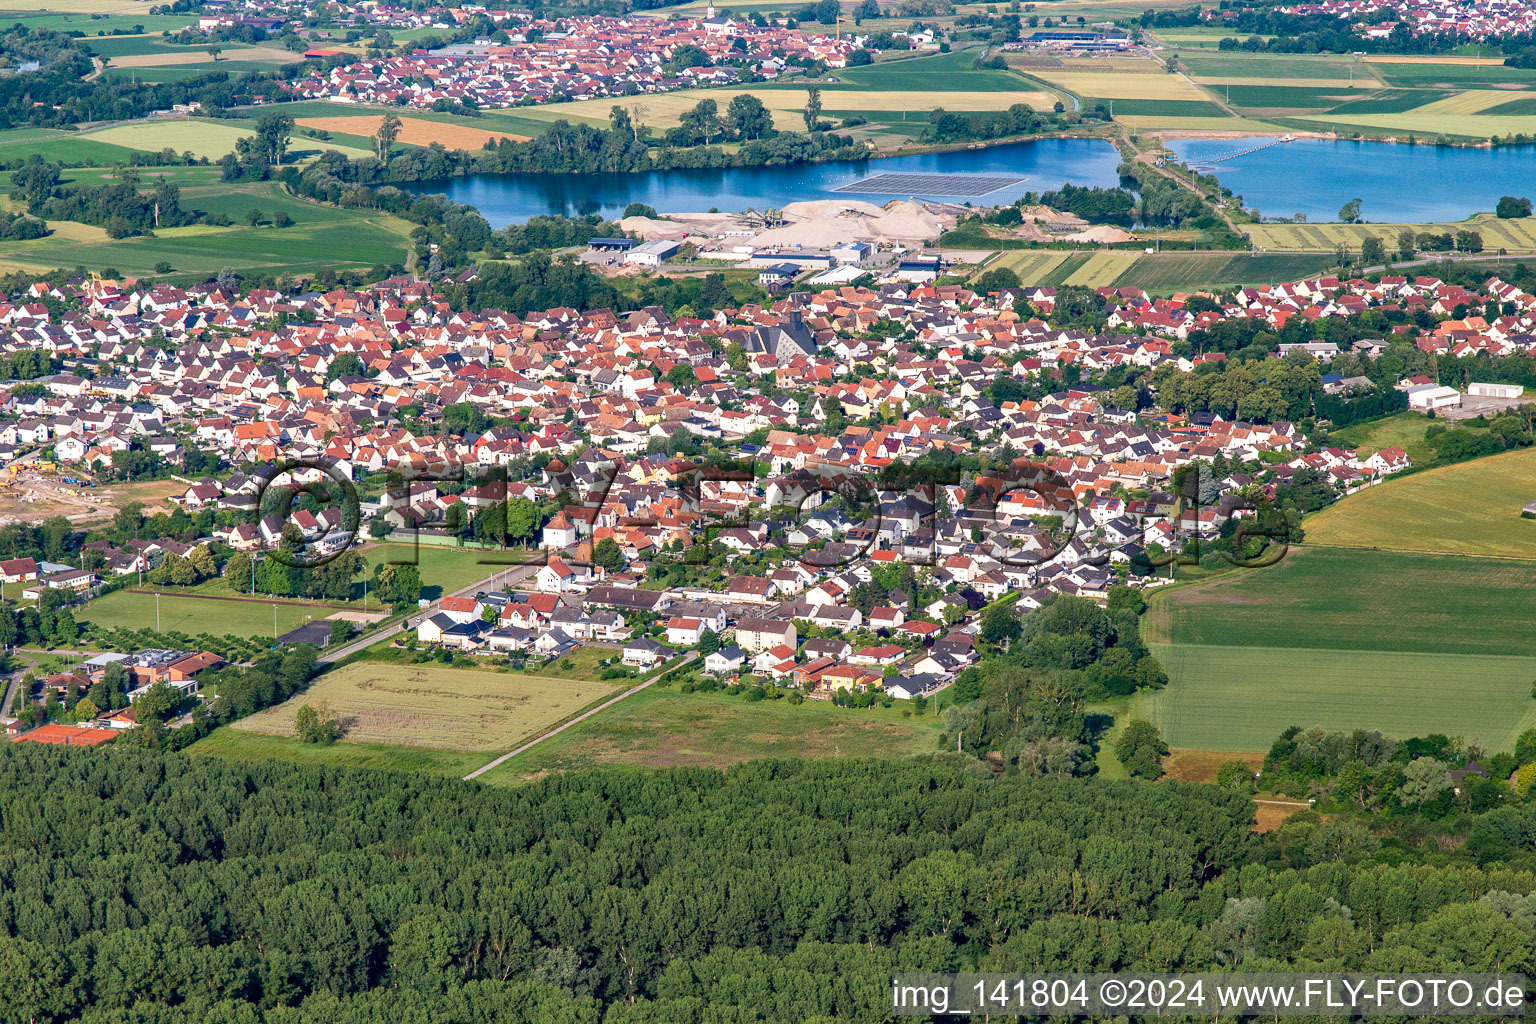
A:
[1262,0,1536,40]
[4,260,1536,746]
[286,9,866,110]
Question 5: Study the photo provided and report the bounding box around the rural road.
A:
[462,650,698,782]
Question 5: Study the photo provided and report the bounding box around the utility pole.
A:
[156,592,160,632]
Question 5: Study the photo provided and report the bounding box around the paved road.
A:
[462,651,698,782]
[0,670,18,719]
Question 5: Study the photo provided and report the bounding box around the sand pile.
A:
[746,198,954,247]
[620,212,749,239]
[1067,224,1136,243]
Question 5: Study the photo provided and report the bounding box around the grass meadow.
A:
[478,686,945,782]
[187,726,488,777]
[1328,410,1456,466]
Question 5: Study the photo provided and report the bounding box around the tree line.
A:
[0,746,1530,1023]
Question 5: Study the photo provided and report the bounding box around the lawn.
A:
[1142,545,1536,655]
[1306,446,1536,558]
[1140,643,1536,752]
[233,660,623,752]
[187,725,487,778]
[476,686,945,782]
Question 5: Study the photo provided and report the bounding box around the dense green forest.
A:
[0,747,1532,1023]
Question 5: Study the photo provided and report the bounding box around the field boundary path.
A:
[463,651,698,781]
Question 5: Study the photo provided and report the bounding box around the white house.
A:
[621,637,670,668]
[704,645,746,675]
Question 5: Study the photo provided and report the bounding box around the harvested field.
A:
[1253,799,1312,831]
[1163,748,1262,783]
[108,46,298,68]
[515,87,1057,129]
[235,660,622,752]
[296,114,529,148]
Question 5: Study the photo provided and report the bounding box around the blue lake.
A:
[1167,137,1536,223]
[408,137,1123,225]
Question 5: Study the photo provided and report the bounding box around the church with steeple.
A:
[702,1,736,33]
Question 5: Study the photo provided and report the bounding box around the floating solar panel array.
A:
[831,172,1026,197]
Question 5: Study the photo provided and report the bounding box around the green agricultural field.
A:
[1306,446,1536,558]
[84,33,204,57]
[101,60,286,83]
[0,12,197,32]
[477,686,945,782]
[83,120,256,159]
[1140,643,1536,752]
[80,120,374,161]
[836,48,1037,92]
[1113,251,1335,290]
[0,180,412,277]
[234,660,622,752]
[1144,545,1536,655]
[1325,88,1456,114]
[78,588,341,638]
[187,725,487,777]
[1218,84,1371,111]
[1180,52,1370,80]
[0,136,145,167]
[1369,60,1536,88]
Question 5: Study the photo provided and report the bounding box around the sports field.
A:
[1140,643,1536,752]
[235,660,622,752]
[79,588,343,638]
[1143,546,1536,655]
[478,686,945,782]
[1248,214,1536,252]
[1306,446,1536,558]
